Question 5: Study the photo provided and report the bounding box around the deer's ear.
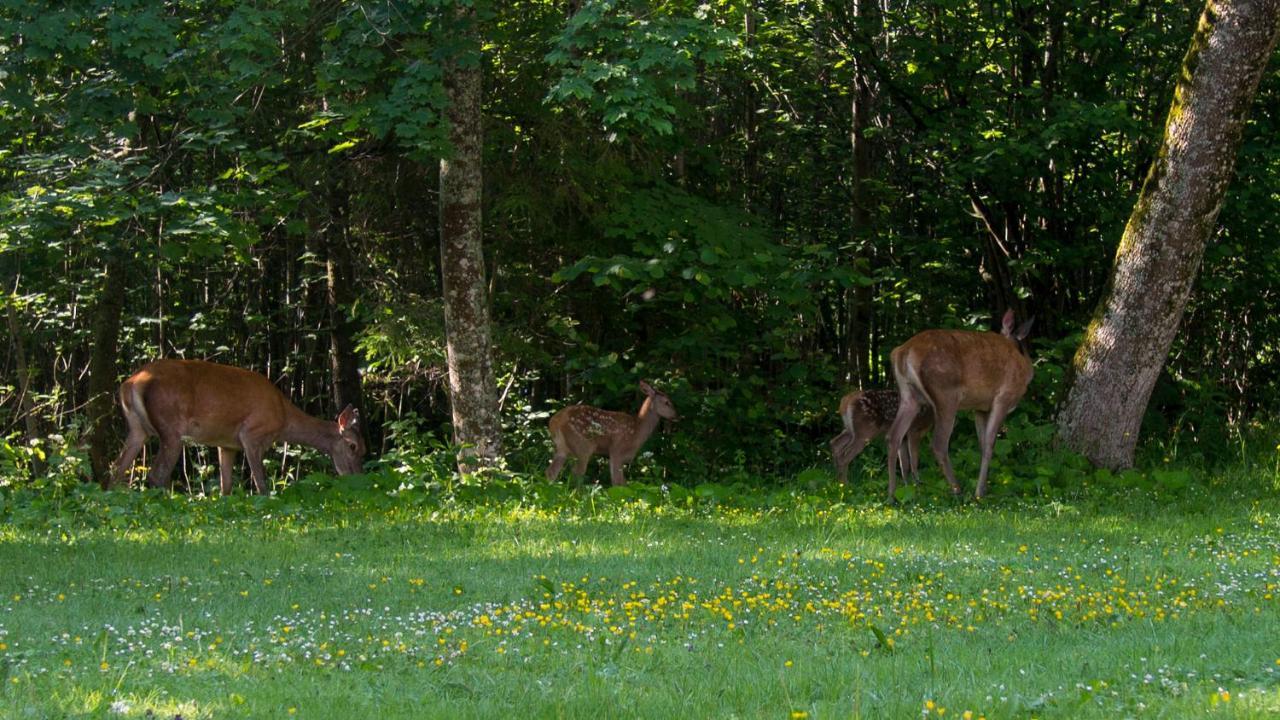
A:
[1001,309,1016,336]
[638,380,655,396]
[337,405,359,432]
[1014,317,1034,341]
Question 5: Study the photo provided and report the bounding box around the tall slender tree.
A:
[438,2,503,471]
[5,296,43,476]
[85,251,128,487]
[321,159,365,424]
[1056,0,1280,468]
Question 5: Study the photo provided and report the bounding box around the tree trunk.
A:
[1056,0,1280,469]
[439,3,503,472]
[86,253,128,487]
[5,301,44,476]
[321,158,365,425]
[844,0,876,387]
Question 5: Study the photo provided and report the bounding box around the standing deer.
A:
[113,359,366,495]
[829,389,933,484]
[546,380,678,486]
[885,310,1033,502]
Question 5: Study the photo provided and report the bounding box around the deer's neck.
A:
[627,397,662,449]
[281,406,338,452]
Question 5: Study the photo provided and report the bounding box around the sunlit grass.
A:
[1,473,1279,718]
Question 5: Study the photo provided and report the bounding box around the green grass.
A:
[1,468,1279,719]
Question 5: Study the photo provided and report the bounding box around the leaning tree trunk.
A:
[85,253,128,487]
[1056,0,1280,469]
[438,4,503,472]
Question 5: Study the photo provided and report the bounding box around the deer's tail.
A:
[120,379,157,436]
[894,348,936,414]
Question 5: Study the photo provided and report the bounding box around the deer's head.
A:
[331,405,367,475]
[639,380,679,422]
[1000,309,1034,357]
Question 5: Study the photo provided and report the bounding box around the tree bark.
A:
[1056,0,1280,469]
[86,253,128,487]
[439,3,503,472]
[5,300,44,476]
[321,158,365,425]
[844,0,876,387]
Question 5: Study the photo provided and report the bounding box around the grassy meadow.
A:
[1,464,1279,719]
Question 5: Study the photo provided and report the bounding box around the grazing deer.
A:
[830,389,933,484]
[112,359,366,494]
[546,380,678,486]
[885,310,1033,501]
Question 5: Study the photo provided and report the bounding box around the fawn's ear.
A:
[1014,317,1034,341]
[1000,308,1016,336]
[638,380,655,396]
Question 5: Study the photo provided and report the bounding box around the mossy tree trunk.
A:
[439,3,503,472]
[1056,0,1280,468]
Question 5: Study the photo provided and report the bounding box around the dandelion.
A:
[790,712,809,719]
[784,660,793,668]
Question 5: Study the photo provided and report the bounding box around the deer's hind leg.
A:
[832,431,870,484]
[564,437,596,486]
[886,393,924,502]
[112,426,148,489]
[905,426,927,484]
[547,432,571,481]
[546,453,569,481]
[927,398,961,497]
